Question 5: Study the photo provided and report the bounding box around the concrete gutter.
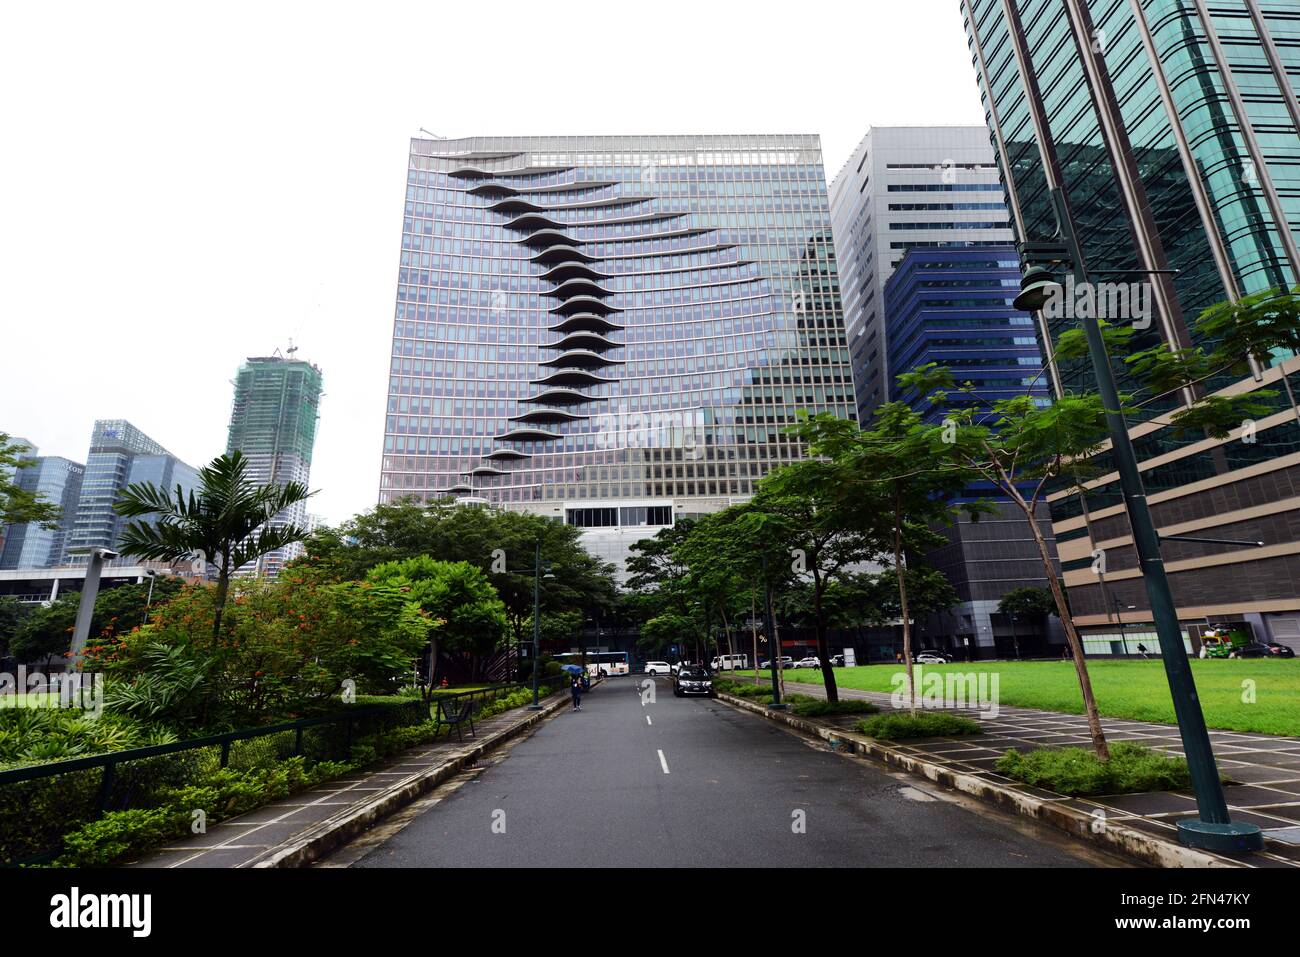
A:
[251,687,576,868]
[716,691,1243,869]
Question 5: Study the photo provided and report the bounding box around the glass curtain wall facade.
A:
[66,420,199,563]
[381,135,856,574]
[963,0,1300,651]
[828,127,1014,419]
[226,354,324,577]
[883,244,1064,656]
[0,448,84,569]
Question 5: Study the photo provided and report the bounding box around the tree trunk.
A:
[750,585,761,685]
[893,488,916,715]
[1016,496,1110,761]
[212,556,231,646]
[772,609,785,699]
[812,571,839,703]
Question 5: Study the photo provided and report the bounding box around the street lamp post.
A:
[142,569,158,627]
[67,546,118,669]
[522,541,553,711]
[1013,187,1262,852]
[761,552,785,710]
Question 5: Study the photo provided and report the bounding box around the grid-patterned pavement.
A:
[780,679,1300,868]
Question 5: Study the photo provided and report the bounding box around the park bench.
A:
[437,696,477,743]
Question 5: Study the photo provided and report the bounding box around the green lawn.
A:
[736,659,1300,737]
[0,691,61,708]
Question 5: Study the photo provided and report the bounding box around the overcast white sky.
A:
[0,0,985,525]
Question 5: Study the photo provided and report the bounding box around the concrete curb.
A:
[250,689,573,868]
[716,691,1243,869]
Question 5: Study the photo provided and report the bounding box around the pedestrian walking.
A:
[570,673,583,712]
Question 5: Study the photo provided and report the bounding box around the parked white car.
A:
[914,651,948,664]
[643,661,671,675]
[794,656,821,668]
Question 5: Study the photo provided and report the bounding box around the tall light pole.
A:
[1013,186,1262,852]
[67,546,118,669]
[141,569,159,627]
[520,541,552,710]
[761,552,785,710]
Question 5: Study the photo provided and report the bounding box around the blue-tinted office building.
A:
[883,245,1063,656]
[65,420,199,562]
[0,445,84,570]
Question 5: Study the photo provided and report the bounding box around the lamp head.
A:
[1013,265,1063,312]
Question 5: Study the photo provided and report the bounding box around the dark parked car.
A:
[1232,641,1296,659]
[673,666,715,698]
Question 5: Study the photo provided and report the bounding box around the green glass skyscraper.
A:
[226,350,323,577]
[962,0,1300,651]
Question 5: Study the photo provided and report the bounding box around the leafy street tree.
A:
[794,410,981,713]
[7,578,185,665]
[998,586,1057,659]
[0,433,61,529]
[113,451,313,644]
[9,598,76,666]
[366,557,507,695]
[871,565,961,654]
[0,596,26,658]
[739,458,884,703]
[295,499,617,664]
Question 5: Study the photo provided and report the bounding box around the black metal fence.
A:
[0,678,565,867]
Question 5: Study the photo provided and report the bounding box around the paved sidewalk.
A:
[774,678,1300,868]
[127,688,570,868]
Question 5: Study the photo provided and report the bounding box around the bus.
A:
[555,651,630,677]
[711,653,748,671]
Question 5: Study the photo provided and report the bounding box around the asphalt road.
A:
[343,677,1106,868]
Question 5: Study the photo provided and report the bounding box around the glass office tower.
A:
[829,126,1014,419]
[883,244,1063,656]
[0,445,84,569]
[381,135,856,574]
[963,0,1300,651]
[65,420,199,563]
[226,353,324,577]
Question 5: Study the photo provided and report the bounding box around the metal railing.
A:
[0,676,567,867]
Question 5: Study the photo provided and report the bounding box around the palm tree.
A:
[113,452,313,640]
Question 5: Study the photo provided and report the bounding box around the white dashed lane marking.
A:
[657,749,670,774]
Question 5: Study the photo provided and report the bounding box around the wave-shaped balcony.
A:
[540,349,625,369]
[503,213,567,232]
[540,262,610,282]
[550,295,621,316]
[542,278,614,299]
[535,348,621,369]
[488,197,543,213]
[530,369,615,388]
[530,244,595,264]
[470,465,507,477]
[483,448,533,460]
[447,166,572,179]
[521,387,594,406]
[509,408,591,424]
[547,331,619,352]
[494,426,563,442]
[548,313,625,334]
[520,229,578,249]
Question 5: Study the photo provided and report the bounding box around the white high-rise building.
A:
[828,127,1014,418]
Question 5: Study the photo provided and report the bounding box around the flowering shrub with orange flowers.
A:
[85,574,429,730]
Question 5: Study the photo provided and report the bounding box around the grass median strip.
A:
[735,660,1300,736]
